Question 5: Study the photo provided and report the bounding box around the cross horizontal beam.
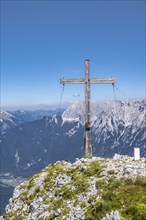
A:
[60,78,115,84]
[60,59,116,159]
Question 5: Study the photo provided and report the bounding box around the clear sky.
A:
[1,0,145,109]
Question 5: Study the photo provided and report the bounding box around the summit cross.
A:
[60,59,116,158]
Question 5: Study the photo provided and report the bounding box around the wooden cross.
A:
[60,59,116,158]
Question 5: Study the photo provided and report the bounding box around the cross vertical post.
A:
[84,60,92,157]
[60,59,116,158]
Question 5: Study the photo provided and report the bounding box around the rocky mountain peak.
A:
[62,101,101,125]
[0,110,14,121]
[0,110,21,131]
[1,155,145,220]
[62,101,85,125]
[62,99,145,127]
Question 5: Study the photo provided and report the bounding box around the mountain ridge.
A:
[0,100,145,178]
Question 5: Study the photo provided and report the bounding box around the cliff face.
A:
[1,155,146,220]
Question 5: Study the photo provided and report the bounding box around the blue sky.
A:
[1,0,145,109]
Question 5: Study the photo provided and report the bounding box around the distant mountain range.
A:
[10,109,64,122]
[0,100,145,178]
[0,108,64,132]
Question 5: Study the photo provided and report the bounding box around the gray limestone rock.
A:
[54,173,71,188]
[1,156,145,219]
[101,210,121,220]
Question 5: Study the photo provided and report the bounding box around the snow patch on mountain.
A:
[0,110,21,131]
[0,110,15,122]
[66,126,78,137]
[15,150,20,167]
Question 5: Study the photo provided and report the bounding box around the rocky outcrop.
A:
[101,210,121,220]
[0,155,146,220]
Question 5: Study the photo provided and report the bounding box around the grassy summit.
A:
[1,156,146,220]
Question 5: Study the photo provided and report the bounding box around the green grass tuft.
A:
[85,176,146,220]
